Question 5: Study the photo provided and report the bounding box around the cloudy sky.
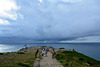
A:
[0,0,100,42]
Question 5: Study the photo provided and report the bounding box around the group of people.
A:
[42,48,48,57]
[35,48,55,59]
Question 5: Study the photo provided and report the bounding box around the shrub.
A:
[17,52,25,54]
[79,58,84,61]
[17,62,29,67]
[0,53,4,55]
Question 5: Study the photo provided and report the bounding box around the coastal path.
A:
[39,52,63,67]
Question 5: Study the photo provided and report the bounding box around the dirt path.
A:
[40,52,63,67]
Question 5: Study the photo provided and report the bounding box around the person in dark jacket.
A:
[35,49,39,58]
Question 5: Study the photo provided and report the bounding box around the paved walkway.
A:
[40,52,63,67]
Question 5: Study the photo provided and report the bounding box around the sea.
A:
[0,43,100,61]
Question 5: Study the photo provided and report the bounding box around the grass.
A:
[55,51,100,67]
[0,51,36,67]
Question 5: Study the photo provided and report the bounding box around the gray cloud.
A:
[0,0,100,41]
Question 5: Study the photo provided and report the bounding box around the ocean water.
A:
[0,43,100,61]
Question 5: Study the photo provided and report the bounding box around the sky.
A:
[0,0,100,42]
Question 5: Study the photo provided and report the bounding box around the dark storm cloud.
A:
[0,0,100,41]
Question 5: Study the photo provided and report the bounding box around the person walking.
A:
[42,49,44,56]
[45,49,48,57]
[35,49,40,58]
[52,49,55,59]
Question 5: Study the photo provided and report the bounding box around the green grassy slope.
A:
[55,51,100,67]
[0,51,35,67]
